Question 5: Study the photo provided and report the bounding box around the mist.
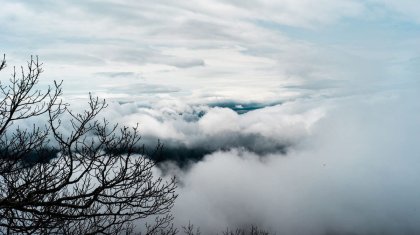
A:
[153,90,420,235]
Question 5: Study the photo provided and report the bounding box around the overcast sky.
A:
[2,1,420,234]
[1,0,419,103]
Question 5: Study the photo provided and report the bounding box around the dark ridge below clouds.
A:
[153,134,288,167]
[208,101,282,114]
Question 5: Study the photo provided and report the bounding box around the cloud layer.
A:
[2,0,420,104]
[165,91,420,234]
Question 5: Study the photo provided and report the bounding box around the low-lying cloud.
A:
[160,90,420,234]
[90,98,326,165]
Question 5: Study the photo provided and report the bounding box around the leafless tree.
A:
[182,222,200,235]
[0,55,177,235]
[221,226,269,235]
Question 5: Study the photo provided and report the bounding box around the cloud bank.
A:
[82,97,323,165]
[162,91,420,235]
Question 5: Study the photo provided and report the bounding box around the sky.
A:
[1,0,420,234]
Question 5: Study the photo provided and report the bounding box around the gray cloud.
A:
[163,91,420,234]
[95,71,137,78]
[107,83,181,95]
[152,57,205,69]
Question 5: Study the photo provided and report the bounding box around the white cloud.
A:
[3,0,413,103]
[87,97,328,161]
[167,91,420,234]
[199,108,240,135]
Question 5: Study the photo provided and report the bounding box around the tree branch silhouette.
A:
[0,55,177,235]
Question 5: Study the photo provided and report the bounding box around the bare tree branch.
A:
[0,55,177,235]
